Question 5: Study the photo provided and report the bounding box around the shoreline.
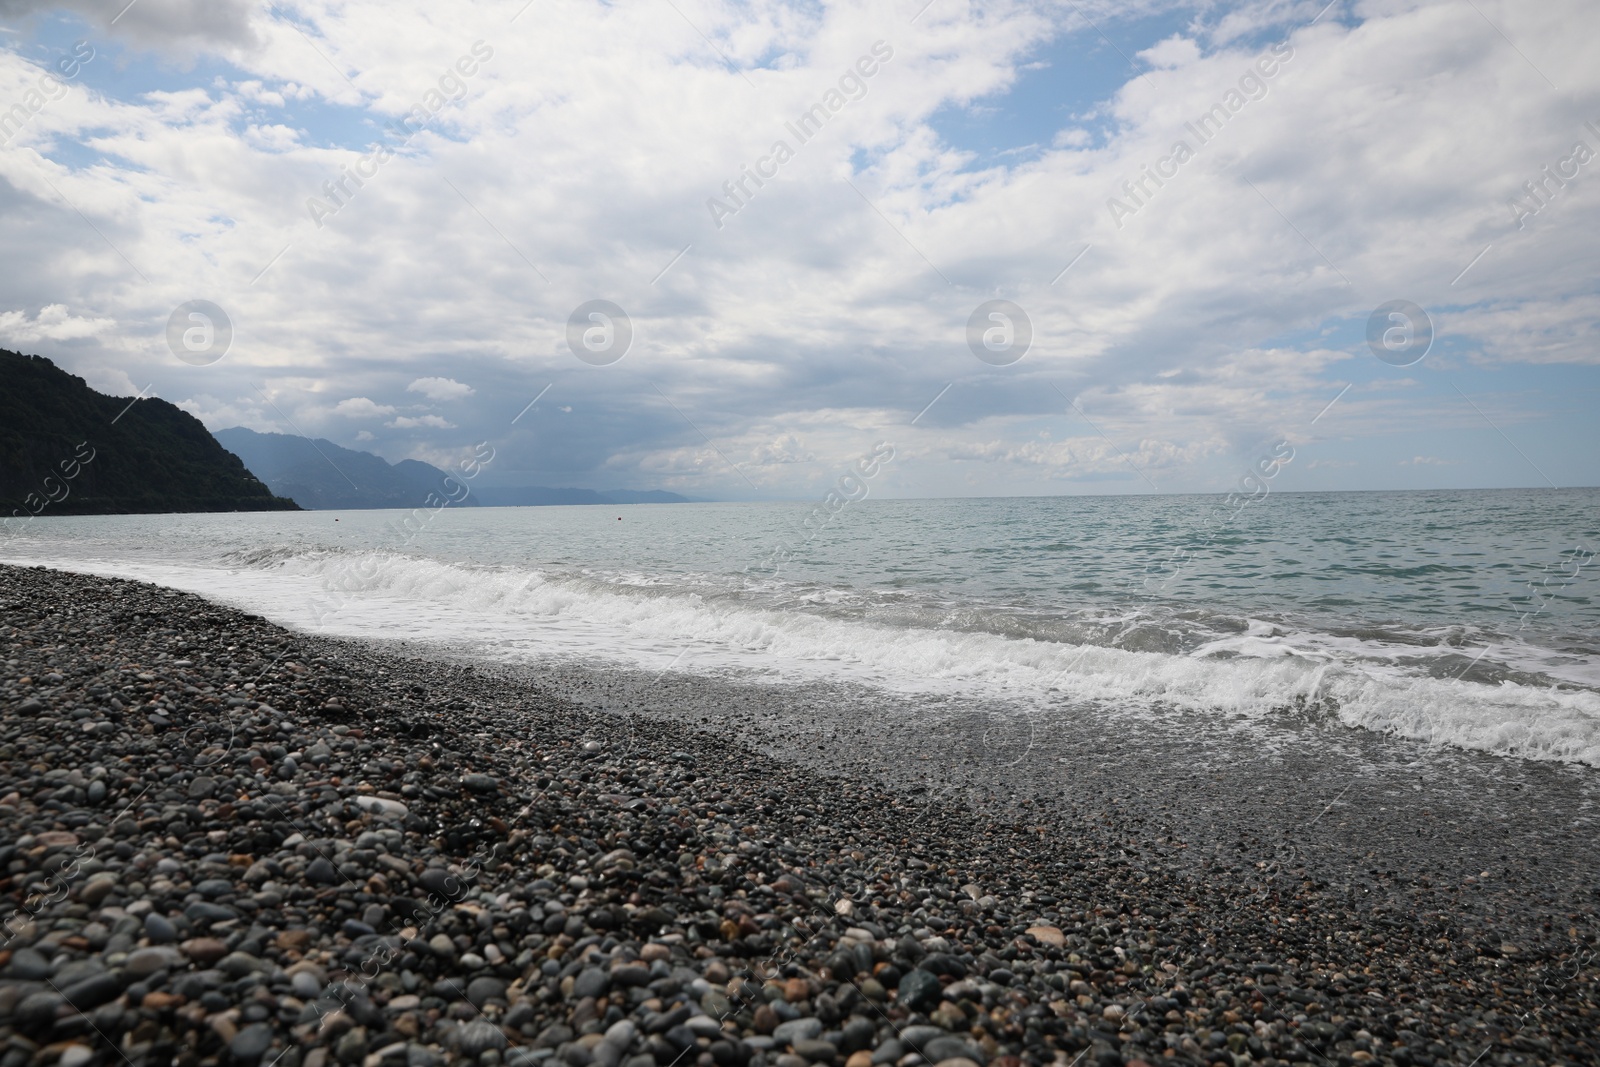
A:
[1,563,1596,1067]
[489,661,1600,942]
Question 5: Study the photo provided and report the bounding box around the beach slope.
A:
[0,564,1594,1067]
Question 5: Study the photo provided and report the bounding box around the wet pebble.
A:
[0,563,1591,1067]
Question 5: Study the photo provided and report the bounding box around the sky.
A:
[0,0,1596,500]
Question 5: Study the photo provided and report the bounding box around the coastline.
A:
[498,661,1600,945]
[1,563,1595,1067]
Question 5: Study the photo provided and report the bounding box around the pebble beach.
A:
[1,563,1596,1067]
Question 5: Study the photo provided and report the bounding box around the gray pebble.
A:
[124,947,181,979]
[771,1018,823,1045]
[231,1023,276,1063]
[5,948,50,980]
[467,976,507,1007]
[456,1021,508,1056]
[573,967,610,999]
[143,912,176,943]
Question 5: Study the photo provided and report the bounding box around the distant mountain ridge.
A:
[0,351,298,516]
[213,428,467,511]
[214,427,692,510]
[471,486,691,507]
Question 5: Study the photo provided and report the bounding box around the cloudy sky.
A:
[1,0,1596,499]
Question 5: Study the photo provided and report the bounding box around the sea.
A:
[4,488,1598,768]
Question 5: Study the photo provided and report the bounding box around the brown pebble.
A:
[1025,924,1064,948]
[181,937,228,964]
[276,929,312,951]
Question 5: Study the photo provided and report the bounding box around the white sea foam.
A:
[14,546,1600,768]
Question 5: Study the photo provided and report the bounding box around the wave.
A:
[12,545,1600,768]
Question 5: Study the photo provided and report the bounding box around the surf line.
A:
[305,441,496,629]
[1452,544,1597,682]
[1037,380,1353,709]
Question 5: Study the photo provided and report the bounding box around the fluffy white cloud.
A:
[176,393,274,432]
[388,414,456,429]
[2,0,1596,495]
[1138,35,1202,70]
[332,397,395,418]
[79,364,140,397]
[748,434,815,466]
[407,376,475,401]
[947,437,1080,471]
[0,304,113,343]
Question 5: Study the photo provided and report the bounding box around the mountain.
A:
[599,489,694,504]
[213,428,694,510]
[213,427,471,511]
[0,351,298,516]
[471,487,692,507]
